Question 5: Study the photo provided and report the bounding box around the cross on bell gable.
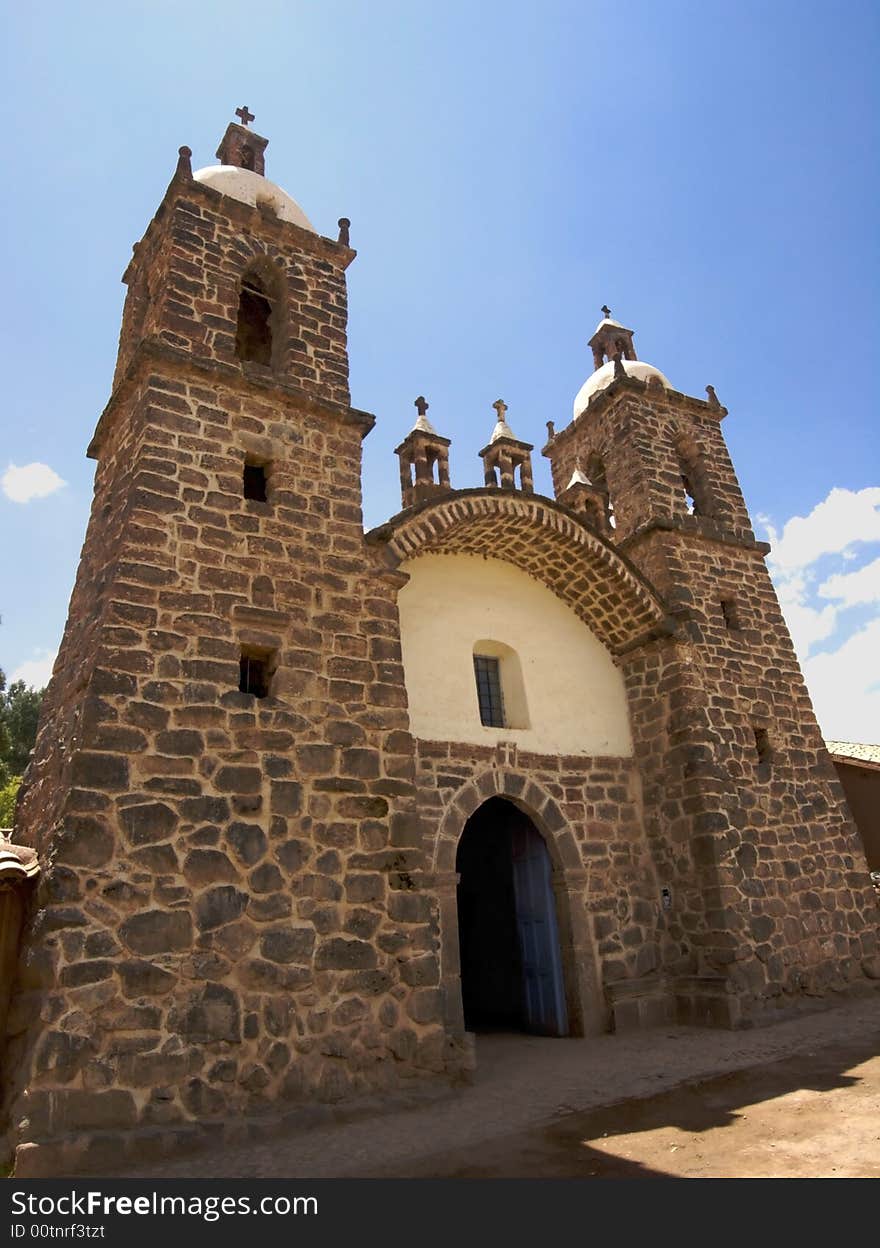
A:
[589,309,638,371]
[216,111,269,177]
[394,395,451,508]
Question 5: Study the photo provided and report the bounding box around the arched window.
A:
[676,439,713,517]
[235,269,276,366]
[586,453,615,529]
[472,641,530,730]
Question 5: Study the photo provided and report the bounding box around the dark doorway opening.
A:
[456,797,568,1036]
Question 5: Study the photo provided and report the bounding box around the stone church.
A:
[1,112,877,1175]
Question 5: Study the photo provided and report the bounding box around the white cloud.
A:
[760,486,880,744]
[10,650,57,689]
[803,619,880,742]
[773,571,838,655]
[818,555,880,608]
[763,487,880,575]
[2,462,66,504]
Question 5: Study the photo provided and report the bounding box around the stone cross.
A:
[236,105,255,127]
[415,396,429,418]
[492,399,508,422]
[601,304,611,319]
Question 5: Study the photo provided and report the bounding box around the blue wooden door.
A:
[510,822,569,1036]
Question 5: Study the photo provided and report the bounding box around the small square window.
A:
[243,461,268,502]
[239,647,274,698]
[754,727,772,775]
[720,599,741,630]
[473,655,505,728]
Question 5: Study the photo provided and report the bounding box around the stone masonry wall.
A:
[2,154,464,1174]
[114,175,352,407]
[546,380,755,547]
[547,382,879,1021]
[412,739,665,1033]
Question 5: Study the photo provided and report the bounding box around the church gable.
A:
[397,553,633,756]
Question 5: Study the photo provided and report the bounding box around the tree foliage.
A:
[0,774,21,827]
[0,668,44,794]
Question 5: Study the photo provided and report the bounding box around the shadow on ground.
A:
[361,1033,879,1178]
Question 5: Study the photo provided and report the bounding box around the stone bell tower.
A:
[2,112,443,1176]
[545,310,878,1024]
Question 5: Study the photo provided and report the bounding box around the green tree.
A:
[0,774,21,827]
[0,668,44,786]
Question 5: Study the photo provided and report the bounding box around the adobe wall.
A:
[397,553,633,755]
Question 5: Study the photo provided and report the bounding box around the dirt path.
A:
[131,993,880,1179]
[364,1037,880,1178]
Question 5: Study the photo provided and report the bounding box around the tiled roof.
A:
[0,832,40,883]
[826,741,880,767]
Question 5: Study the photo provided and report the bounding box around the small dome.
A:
[573,358,671,419]
[193,165,316,233]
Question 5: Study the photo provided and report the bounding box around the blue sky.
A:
[1,0,878,739]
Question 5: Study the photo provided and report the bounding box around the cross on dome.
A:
[235,105,255,127]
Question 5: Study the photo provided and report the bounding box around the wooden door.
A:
[510,820,569,1036]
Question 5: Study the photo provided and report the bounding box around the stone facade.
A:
[1,121,877,1176]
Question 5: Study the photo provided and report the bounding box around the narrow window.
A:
[243,459,268,502]
[473,655,505,727]
[754,727,772,775]
[720,598,740,630]
[239,647,274,699]
[586,453,614,530]
[235,272,273,365]
[676,439,713,517]
[681,469,699,515]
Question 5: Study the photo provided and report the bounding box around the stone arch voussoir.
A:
[368,489,669,654]
[435,769,581,874]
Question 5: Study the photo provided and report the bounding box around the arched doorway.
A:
[456,797,569,1036]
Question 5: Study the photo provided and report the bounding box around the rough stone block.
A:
[120,909,193,955]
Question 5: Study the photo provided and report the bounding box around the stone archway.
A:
[367,488,672,656]
[432,770,604,1046]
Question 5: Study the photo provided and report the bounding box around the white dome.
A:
[193,165,316,233]
[573,358,671,419]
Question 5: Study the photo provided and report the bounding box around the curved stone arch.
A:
[432,769,605,1041]
[368,489,670,655]
[236,244,289,346]
[433,768,581,874]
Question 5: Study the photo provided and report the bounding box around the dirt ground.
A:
[130,992,880,1180]
[366,1037,880,1178]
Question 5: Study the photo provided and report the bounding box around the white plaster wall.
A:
[397,554,633,756]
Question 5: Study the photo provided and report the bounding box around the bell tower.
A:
[3,113,443,1176]
[545,311,877,1025]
